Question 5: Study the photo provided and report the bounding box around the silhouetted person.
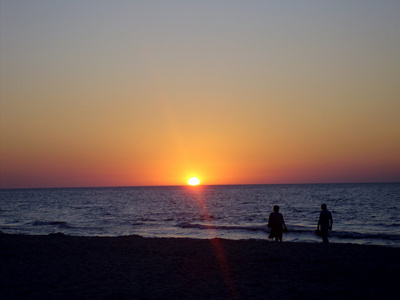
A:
[317,203,333,243]
[268,205,288,242]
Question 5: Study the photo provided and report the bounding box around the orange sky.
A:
[1,2,399,188]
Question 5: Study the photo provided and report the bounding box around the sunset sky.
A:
[1,1,399,188]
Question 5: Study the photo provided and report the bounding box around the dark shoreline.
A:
[1,234,399,299]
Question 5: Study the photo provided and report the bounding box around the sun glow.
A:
[188,177,200,186]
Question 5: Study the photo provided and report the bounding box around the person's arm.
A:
[317,214,321,230]
[329,214,333,231]
[282,215,287,230]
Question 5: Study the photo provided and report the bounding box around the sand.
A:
[0,234,399,300]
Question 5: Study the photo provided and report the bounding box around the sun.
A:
[188,177,200,186]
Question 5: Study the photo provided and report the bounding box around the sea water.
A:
[0,183,399,247]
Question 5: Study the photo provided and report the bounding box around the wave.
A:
[176,222,267,232]
[31,221,72,228]
[175,222,400,242]
[331,231,400,241]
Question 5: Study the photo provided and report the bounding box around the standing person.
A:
[268,205,288,242]
[317,203,333,243]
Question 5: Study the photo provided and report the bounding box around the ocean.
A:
[0,183,399,247]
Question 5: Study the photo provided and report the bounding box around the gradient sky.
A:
[1,1,399,188]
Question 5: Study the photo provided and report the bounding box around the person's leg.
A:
[321,230,329,243]
[277,229,283,242]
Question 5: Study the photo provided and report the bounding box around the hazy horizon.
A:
[1,181,399,191]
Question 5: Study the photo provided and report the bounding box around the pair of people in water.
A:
[267,204,333,243]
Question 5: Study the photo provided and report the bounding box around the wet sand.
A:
[0,234,398,299]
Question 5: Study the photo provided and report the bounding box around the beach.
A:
[0,234,399,299]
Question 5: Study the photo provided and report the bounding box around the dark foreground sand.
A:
[0,234,399,300]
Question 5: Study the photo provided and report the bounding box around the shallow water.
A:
[1,183,399,247]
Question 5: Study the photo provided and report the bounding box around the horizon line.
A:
[1,181,399,190]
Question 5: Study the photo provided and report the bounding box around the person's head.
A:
[273,205,280,212]
[321,203,327,210]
